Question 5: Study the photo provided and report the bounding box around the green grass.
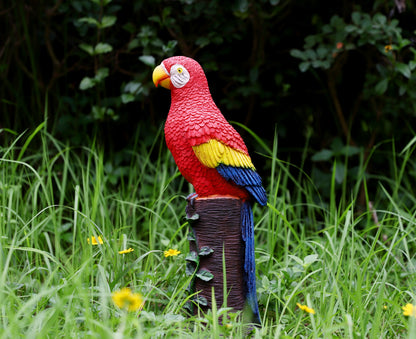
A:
[1,123,416,338]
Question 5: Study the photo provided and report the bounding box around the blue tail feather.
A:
[241,201,261,323]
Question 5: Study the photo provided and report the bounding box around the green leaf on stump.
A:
[186,251,198,263]
[187,231,196,241]
[196,269,214,282]
[186,262,197,276]
[194,296,208,306]
[198,246,214,256]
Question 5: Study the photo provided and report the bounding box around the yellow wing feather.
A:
[192,139,255,169]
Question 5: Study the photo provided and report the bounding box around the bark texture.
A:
[185,196,246,315]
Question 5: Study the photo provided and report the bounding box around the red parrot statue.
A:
[153,56,267,322]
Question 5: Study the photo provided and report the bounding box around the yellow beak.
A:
[152,64,171,89]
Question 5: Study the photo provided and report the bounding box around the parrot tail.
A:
[241,201,261,324]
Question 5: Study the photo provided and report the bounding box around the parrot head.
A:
[152,56,209,93]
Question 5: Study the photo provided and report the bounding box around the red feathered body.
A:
[163,58,250,200]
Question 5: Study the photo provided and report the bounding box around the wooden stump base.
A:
[185,196,246,316]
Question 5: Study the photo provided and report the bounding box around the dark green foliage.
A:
[1,0,416,201]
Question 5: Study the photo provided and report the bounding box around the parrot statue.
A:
[152,56,267,323]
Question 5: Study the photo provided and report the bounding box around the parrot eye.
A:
[170,64,190,88]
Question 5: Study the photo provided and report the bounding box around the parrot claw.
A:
[186,193,199,207]
[185,193,199,222]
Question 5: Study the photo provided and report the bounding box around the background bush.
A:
[1,0,415,202]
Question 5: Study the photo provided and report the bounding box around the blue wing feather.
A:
[216,164,267,206]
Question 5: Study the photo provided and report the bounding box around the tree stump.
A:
[185,196,247,317]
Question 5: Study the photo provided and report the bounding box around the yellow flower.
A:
[112,288,144,312]
[164,249,181,257]
[297,302,316,314]
[402,303,416,318]
[119,248,134,254]
[87,236,103,245]
[385,44,393,52]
